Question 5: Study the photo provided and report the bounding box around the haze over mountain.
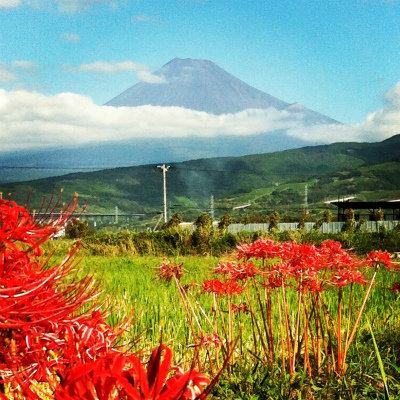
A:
[1,58,341,183]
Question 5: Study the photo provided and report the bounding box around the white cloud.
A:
[0,0,119,12]
[78,61,166,84]
[0,0,21,9]
[1,83,400,153]
[0,67,16,82]
[60,32,81,43]
[18,0,119,13]
[0,89,302,152]
[384,82,400,109]
[11,60,36,70]
[131,14,156,23]
[287,83,400,143]
[0,61,36,84]
[54,0,118,13]
[79,61,147,73]
[137,70,166,84]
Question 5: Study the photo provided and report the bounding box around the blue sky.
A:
[1,0,400,152]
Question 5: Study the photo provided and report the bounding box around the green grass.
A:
[77,255,220,350]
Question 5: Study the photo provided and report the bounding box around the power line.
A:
[0,164,314,175]
[0,165,107,170]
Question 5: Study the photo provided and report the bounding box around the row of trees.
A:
[162,210,334,231]
[67,206,391,241]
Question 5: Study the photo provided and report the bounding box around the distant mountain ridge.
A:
[2,135,400,221]
[106,58,339,125]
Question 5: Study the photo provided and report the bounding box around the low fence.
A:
[227,221,400,234]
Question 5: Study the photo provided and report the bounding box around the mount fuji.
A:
[106,58,338,125]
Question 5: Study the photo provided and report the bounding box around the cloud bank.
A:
[77,61,167,84]
[0,61,36,83]
[60,32,81,43]
[131,14,156,24]
[0,0,119,12]
[0,0,20,9]
[1,83,399,153]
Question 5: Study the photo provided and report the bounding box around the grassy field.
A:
[76,255,219,350]
[55,241,400,399]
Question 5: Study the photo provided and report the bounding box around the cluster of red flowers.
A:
[202,279,244,297]
[54,346,210,400]
[390,282,400,293]
[0,198,210,400]
[366,249,393,269]
[209,239,393,295]
[157,259,185,282]
[214,261,257,281]
[230,302,249,314]
[199,333,223,348]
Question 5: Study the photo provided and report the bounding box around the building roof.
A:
[329,201,400,210]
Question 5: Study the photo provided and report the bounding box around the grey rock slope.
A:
[106,58,339,125]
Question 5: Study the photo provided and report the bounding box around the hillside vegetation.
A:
[1,135,400,225]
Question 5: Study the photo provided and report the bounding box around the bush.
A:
[269,211,280,230]
[65,218,92,239]
[218,213,231,230]
[162,212,183,229]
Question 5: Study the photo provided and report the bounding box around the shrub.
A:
[345,208,356,233]
[163,213,183,230]
[218,213,231,230]
[269,211,280,230]
[65,218,92,239]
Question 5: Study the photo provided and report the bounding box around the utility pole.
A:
[304,184,308,214]
[210,195,214,219]
[157,164,170,223]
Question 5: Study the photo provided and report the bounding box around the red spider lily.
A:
[319,241,362,270]
[237,239,281,260]
[198,237,390,376]
[0,241,115,383]
[54,345,210,400]
[230,302,249,314]
[366,250,393,269]
[202,279,244,297]
[0,311,120,388]
[390,282,400,292]
[0,198,222,400]
[259,269,285,290]
[301,277,324,293]
[225,240,359,291]
[199,333,223,348]
[0,197,79,254]
[214,261,257,281]
[157,260,184,282]
[0,196,122,395]
[330,269,367,288]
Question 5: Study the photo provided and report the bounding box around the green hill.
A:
[2,135,400,225]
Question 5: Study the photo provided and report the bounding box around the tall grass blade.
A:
[368,319,390,400]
